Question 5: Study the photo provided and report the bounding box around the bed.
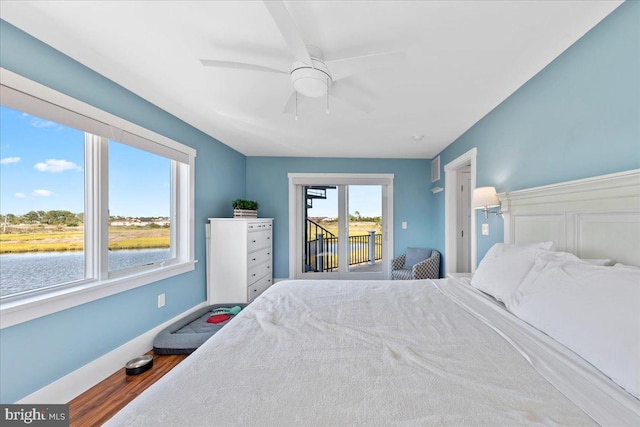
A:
[106,170,640,426]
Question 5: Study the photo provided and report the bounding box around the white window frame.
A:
[0,68,197,329]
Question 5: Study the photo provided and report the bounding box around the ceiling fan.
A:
[200,0,404,117]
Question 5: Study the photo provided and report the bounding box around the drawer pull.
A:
[252,240,256,243]
[252,258,256,261]
[252,273,256,277]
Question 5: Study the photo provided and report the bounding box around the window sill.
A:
[0,260,197,329]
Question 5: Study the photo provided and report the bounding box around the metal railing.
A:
[305,219,382,273]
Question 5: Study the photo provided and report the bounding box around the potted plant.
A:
[232,199,259,218]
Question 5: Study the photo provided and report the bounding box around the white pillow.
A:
[614,262,640,270]
[508,251,640,399]
[471,241,555,302]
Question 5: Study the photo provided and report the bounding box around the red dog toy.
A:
[207,313,230,324]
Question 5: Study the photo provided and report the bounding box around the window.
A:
[0,69,196,327]
[108,140,172,273]
[0,106,86,295]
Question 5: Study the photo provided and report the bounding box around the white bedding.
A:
[106,279,639,426]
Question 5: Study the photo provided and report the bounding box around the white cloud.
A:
[0,157,21,165]
[30,118,59,129]
[32,189,53,197]
[34,159,81,173]
[15,192,26,199]
[18,113,61,129]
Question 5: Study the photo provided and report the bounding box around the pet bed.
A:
[153,304,246,354]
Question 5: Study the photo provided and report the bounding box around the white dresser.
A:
[206,218,273,304]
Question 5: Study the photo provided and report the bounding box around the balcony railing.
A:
[304,219,382,273]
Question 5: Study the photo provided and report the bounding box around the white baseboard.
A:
[17,302,207,404]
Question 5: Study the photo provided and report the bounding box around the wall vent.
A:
[431,155,441,182]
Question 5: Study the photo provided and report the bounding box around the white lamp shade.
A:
[472,186,500,209]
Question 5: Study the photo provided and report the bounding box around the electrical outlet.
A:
[158,293,166,308]
[402,221,407,229]
[481,223,489,236]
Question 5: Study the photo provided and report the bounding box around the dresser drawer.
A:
[248,275,272,302]
[247,261,271,285]
[248,230,271,252]
[247,221,272,231]
[247,247,272,269]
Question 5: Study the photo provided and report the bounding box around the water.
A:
[0,249,171,297]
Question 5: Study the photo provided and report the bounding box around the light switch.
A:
[481,223,489,236]
[402,221,407,229]
[158,293,166,308]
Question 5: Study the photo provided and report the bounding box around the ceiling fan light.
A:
[292,76,327,98]
[290,65,332,98]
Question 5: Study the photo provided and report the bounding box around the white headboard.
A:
[499,169,640,266]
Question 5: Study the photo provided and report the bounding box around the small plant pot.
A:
[233,209,258,218]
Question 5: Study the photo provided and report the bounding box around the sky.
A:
[308,185,381,218]
[0,105,170,218]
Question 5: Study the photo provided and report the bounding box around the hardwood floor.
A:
[68,351,187,426]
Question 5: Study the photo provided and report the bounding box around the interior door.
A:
[457,168,472,272]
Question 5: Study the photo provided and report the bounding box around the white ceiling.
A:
[0,1,622,159]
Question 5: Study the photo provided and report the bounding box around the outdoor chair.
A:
[390,248,440,280]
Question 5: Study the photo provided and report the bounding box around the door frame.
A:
[288,173,394,279]
[444,148,477,275]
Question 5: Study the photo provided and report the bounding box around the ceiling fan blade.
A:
[263,0,312,66]
[199,59,288,74]
[327,51,406,82]
[330,81,375,114]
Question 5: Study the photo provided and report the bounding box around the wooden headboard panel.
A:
[499,169,640,266]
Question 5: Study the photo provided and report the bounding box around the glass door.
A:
[346,185,383,275]
[302,185,339,274]
[299,184,385,279]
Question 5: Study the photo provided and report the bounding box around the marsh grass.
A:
[0,225,169,254]
[309,220,382,238]
[108,236,170,250]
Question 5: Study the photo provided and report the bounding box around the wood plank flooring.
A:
[68,351,187,426]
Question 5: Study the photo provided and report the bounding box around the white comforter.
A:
[106,279,636,426]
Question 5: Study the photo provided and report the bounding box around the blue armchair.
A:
[391,248,440,280]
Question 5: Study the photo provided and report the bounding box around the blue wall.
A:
[429,1,640,264]
[246,157,432,278]
[0,21,246,403]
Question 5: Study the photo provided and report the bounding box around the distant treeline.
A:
[312,214,381,223]
[349,215,381,223]
[1,210,165,227]
[2,210,83,226]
